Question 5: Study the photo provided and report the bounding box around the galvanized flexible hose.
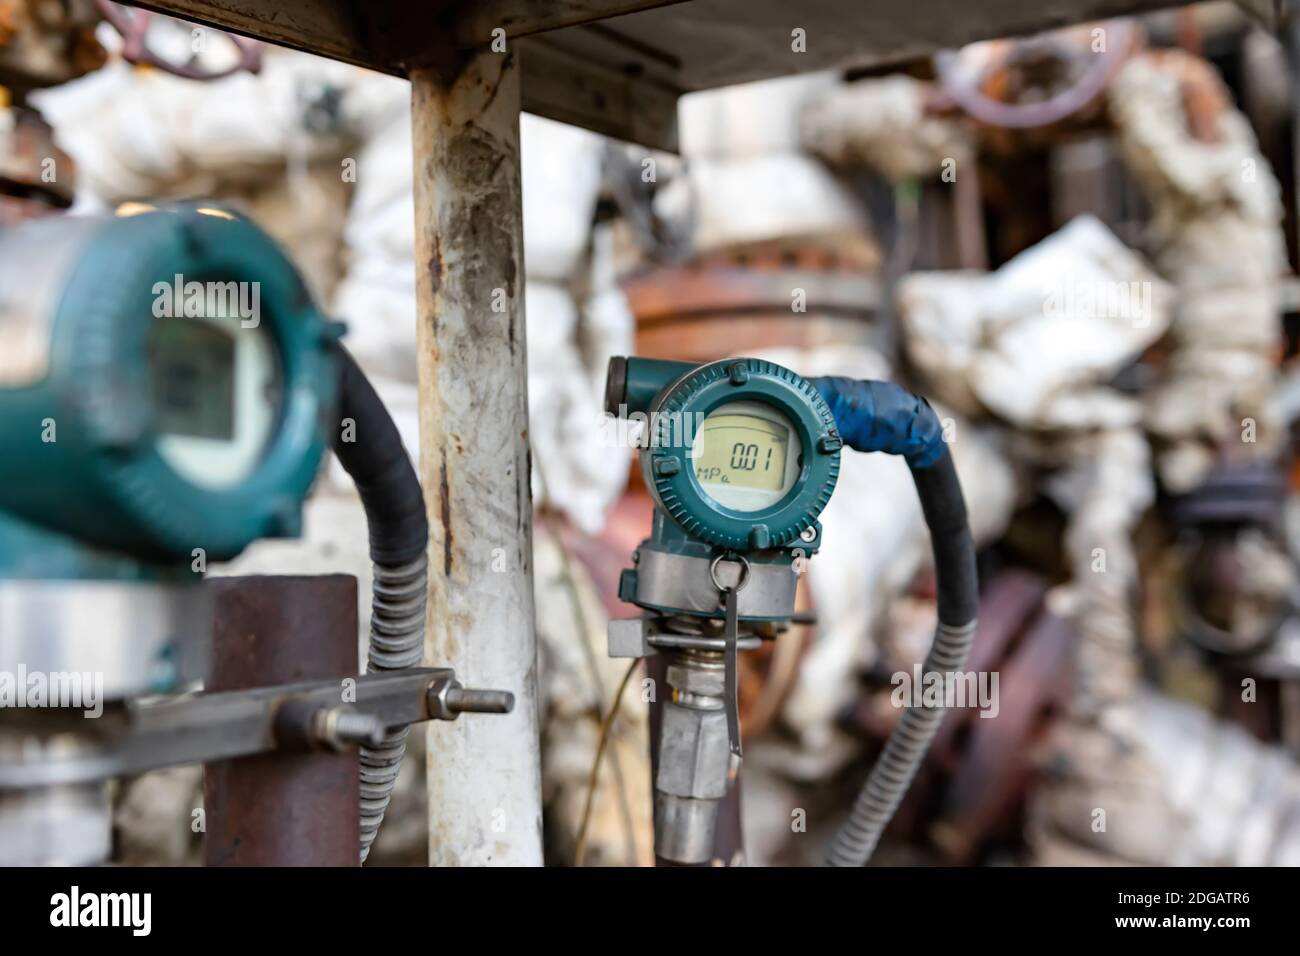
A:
[811,378,979,867]
[358,554,427,860]
[827,618,977,865]
[365,555,428,671]
[332,346,430,863]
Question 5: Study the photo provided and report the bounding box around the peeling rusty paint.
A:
[479,52,512,114]
[428,235,443,295]
[439,451,453,577]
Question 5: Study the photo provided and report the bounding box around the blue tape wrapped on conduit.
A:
[811,377,947,469]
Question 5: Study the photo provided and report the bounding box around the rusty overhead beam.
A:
[121,0,1196,151]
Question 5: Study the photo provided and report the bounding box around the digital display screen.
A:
[150,317,236,441]
[693,414,789,492]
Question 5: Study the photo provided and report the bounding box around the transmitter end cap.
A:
[604,356,629,417]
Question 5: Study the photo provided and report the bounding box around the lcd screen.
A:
[150,317,236,441]
[693,414,789,492]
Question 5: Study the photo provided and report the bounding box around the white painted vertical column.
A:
[411,49,544,866]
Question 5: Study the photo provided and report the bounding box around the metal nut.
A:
[426,676,515,721]
[656,701,730,800]
[666,661,725,697]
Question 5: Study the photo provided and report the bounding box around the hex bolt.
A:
[427,677,515,721]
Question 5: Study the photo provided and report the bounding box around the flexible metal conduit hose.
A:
[811,378,979,867]
[332,347,430,863]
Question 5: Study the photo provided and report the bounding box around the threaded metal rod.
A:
[445,688,515,714]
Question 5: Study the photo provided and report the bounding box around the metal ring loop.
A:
[709,553,751,594]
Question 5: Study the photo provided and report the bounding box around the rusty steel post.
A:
[410,48,544,866]
[203,575,360,866]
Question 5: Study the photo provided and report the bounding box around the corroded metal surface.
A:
[412,50,544,866]
[123,0,1189,149]
[203,575,360,867]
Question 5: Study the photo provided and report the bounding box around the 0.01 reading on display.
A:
[694,414,788,491]
[686,400,803,514]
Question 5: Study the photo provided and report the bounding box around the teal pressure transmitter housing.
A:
[0,204,340,580]
[605,356,842,621]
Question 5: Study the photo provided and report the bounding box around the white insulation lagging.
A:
[825,618,978,866]
[359,553,429,862]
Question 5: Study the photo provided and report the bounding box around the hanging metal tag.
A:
[723,584,742,757]
[709,553,749,758]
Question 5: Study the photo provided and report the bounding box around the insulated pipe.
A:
[331,345,429,862]
[812,378,979,867]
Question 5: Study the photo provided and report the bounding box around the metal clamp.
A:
[0,667,514,789]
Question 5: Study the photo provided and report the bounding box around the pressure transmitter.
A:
[606,356,979,869]
[0,204,339,697]
[608,356,841,616]
[605,355,842,864]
